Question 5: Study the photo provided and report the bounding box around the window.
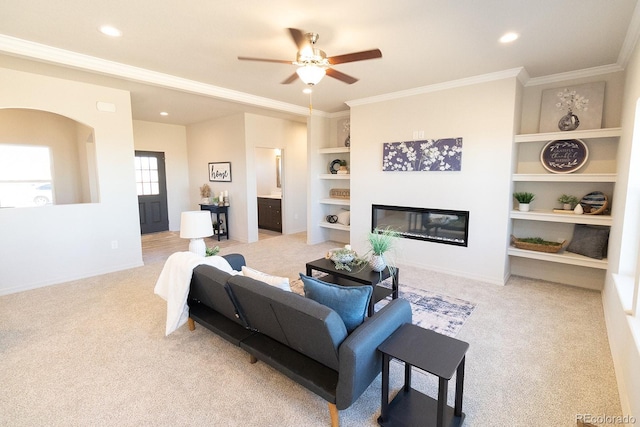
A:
[0,145,53,207]
[135,155,160,196]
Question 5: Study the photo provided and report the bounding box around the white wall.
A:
[348,77,519,285]
[0,68,143,295]
[603,35,640,420]
[133,120,190,231]
[255,147,278,196]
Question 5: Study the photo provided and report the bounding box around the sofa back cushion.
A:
[190,265,244,326]
[227,275,347,370]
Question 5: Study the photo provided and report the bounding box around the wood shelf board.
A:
[318,147,350,154]
[512,173,617,182]
[319,174,351,180]
[515,127,622,143]
[319,221,350,231]
[320,198,350,206]
[510,210,613,225]
[508,247,608,269]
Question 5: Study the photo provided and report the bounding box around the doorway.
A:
[255,147,282,239]
[135,151,169,234]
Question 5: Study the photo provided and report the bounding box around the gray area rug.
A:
[291,276,476,337]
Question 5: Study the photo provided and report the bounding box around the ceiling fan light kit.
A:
[238,28,382,86]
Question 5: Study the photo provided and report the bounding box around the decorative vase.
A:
[344,135,350,147]
[558,111,580,131]
[519,203,530,212]
[369,254,386,272]
[574,204,584,214]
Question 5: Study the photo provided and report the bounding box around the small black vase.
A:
[558,111,580,131]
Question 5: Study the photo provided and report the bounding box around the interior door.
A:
[135,151,169,234]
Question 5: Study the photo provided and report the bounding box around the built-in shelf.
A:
[508,247,608,269]
[319,221,350,231]
[512,173,617,182]
[514,127,622,143]
[320,198,350,206]
[510,210,613,226]
[320,174,351,180]
[318,147,350,154]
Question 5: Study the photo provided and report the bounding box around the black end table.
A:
[378,323,469,427]
[305,257,399,317]
[199,204,229,241]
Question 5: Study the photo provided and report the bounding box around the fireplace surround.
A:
[371,204,469,247]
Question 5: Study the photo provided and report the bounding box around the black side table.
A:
[199,204,229,241]
[378,323,469,427]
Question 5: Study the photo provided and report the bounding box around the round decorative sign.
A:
[540,139,589,174]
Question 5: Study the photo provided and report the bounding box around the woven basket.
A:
[511,235,565,253]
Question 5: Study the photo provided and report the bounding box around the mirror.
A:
[0,108,99,208]
[276,154,282,188]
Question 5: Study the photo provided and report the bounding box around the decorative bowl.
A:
[329,248,355,264]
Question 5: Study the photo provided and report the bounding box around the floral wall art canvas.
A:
[538,81,605,132]
[382,138,463,172]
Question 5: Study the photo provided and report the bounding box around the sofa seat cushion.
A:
[227,275,347,371]
[300,274,372,333]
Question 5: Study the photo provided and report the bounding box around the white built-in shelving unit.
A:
[318,147,351,232]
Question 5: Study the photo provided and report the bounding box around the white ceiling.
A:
[0,0,639,125]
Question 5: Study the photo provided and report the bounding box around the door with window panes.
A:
[135,151,168,234]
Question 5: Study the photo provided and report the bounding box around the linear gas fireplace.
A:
[372,204,469,247]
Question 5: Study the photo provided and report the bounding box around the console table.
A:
[199,204,229,241]
[378,323,469,427]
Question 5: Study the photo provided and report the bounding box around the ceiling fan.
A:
[238,28,382,86]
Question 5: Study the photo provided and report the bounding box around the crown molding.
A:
[346,67,526,108]
[0,34,311,117]
[617,0,640,69]
[525,63,625,87]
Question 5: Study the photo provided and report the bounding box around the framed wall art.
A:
[539,81,605,133]
[209,162,232,182]
[382,138,463,172]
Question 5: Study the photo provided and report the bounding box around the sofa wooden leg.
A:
[249,355,258,364]
[328,403,339,427]
[187,317,195,331]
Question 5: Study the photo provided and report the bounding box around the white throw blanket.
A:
[154,252,238,336]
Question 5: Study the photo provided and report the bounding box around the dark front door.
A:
[135,151,169,234]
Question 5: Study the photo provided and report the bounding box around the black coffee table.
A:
[305,257,399,317]
[377,323,469,427]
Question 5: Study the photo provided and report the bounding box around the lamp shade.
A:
[180,211,214,239]
[296,65,326,85]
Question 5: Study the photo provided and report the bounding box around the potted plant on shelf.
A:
[513,192,535,212]
[557,194,579,210]
[368,227,400,273]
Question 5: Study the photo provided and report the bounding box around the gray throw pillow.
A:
[566,224,609,259]
[300,274,372,333]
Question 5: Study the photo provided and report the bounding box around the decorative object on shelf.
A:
[566,225,610,259]
[539,81,605,132]
[326,214,338,223]
[557,194,579,210]
[511,235,566,253]
[540,139,589,173]
[574,204,584,215]
[382,138,463,172]
[513,192,535,212]
[199,183,212,204]
[337,160,348,174]
[209,162,232,182]
[342,119,351,147]
[329,188,350,199]
[580,191,608,215]
[368,227,400,273]
[329,158,342,174]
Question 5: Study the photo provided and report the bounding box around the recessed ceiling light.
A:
[99,25,122,37]
[302,88,313,94]
[160,112,169,116]
[499,32,519,43]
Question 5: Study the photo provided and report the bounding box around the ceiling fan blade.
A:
[237,56,293,64]
[288,28,308,50]
[326,68,358,84]
[328,49,382,65]
[281,72,299,84]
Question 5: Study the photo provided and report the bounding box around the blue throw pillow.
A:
[299,274,372,333]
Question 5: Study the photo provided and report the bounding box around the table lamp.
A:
[180,211,214,256]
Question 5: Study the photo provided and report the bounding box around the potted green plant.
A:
[368,227,400,273]
[557,194,579,210]
[513,192,535,212]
